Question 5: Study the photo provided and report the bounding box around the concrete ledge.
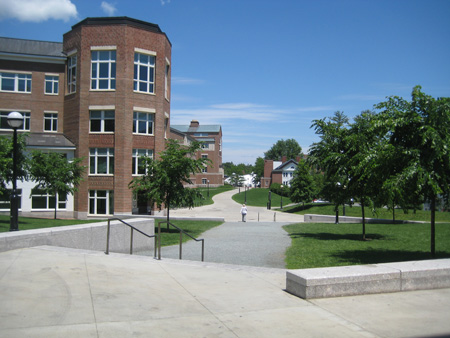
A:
[0,218,155,254]
[304,214,423,224]
[286,259,450,299]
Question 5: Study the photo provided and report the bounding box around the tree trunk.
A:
[54,191,58,220]
[361,198,366,240]
[392,201,395,223]
[431,195,436,257]
[335,205,339,224]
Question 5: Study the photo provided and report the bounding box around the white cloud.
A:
[0,0,78,22]
[160,0,171,5]
[101,1,117,16]
[172,77,205,85]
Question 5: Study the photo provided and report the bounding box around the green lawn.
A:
[232,187,292,207]
[155,219,223,246]
[193,184,234,206]
[284,222,450,269]
[283,203,450,222]
[0,215,103,232]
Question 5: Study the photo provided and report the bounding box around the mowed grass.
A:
[232,187,292,207]
[283,222,450,269]
[155,219,223,246]
[283,203,450,222]
[0,215,103,232]
[193,184,235,206]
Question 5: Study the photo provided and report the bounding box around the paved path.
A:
[155,188,302,267]
[169,188,305,223]
[158,222,291,268]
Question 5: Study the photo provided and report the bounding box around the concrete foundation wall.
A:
[0,218,155,254]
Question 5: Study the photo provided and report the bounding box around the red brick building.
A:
[171,120,224,187]
[0,17,175,218]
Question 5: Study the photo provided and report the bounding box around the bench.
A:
[286,259,450,299]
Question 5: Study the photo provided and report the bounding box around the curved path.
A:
[156,188,304,268]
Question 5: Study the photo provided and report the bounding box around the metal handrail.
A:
[105,218,157,257]
[157,221,205,262]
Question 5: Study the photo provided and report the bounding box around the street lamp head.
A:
[7,112,24,129]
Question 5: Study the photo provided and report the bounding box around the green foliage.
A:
[223,162,254,176]
[269,183,290,197]
[29,151,85,219]
[128,139,210,222]
[0,134,28,197]
[264,138,302,161]
[289,160,315,204]
[253,157,265,185]
[284,222,450,269]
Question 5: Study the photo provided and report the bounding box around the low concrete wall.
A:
[0,218,155,254]
[286,259,450,299]
[304,214,422,224]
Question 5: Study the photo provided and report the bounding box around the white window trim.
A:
[89,110,115,134]
[133,51,156,95]
[133,111,155,135]
[43,111,58,132]
[44,74,59,95]
[0,71,32,94]
[134,48,157,56]
[132,148,154,176]
[88,190,113,216]
[67,53,77,94]
[0,110,31,131]
[89,148,114,176]
[90,49,116,91]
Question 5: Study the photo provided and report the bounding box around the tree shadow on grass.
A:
[284,203,333,214]
[332,249,450,265]
[289,232,386,241]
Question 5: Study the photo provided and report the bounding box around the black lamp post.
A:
[207,179,210,197]
[280,184,284,209]
[7,112,23,232]
[244,185,247,204]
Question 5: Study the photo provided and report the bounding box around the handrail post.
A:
[154,234,157,258]
[130,228,134,255]
[158,221,161,260]
[179,231,182,259]
[105,219,111,254]
[201,239,204,262]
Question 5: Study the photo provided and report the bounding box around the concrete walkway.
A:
[1,246,450,338]
[169,188,304,223]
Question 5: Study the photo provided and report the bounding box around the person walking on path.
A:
[240,204,248,222]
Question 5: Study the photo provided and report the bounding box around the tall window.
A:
[91,50,116,90]
[133,112,154,135]
[0,72,31,93]
[134,52,155,94]
[89,190,114,215]
[165,63,170,100]
[90,110,115,133]
[0,111,30,131]
[44,112,58,132]
[89,148,114,175]
[45,75,59,95]
[67,54,77,93]
[132,149,153,175]
[31,189,66,210]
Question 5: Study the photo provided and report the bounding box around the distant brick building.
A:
[261,157,300,188]
[0,17,177,218]
[171,120,224,187]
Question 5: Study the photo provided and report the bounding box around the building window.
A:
[201,143,209,149]
[133,112,154,135]
[0,189,22,210]
[67,54,77,93]
[202,166,207,173]
[44,113,58,132]
[202,179,207,185]
[134,52,155,94]
[45,75,59,95]
[132,149,153,175]
[31,189,66,210]
[89,190,114,215]
[91,50,116,90]
[89,148,114,175]
[164,117,169,138]
[0,72,31,93]
[0,111,30,131]
[165,63,170,100]
[90,110,115,133]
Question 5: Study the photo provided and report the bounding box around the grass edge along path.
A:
[283,222,450,269]
[0,215,103,232]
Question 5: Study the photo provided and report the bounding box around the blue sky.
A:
[1,0,449,164]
